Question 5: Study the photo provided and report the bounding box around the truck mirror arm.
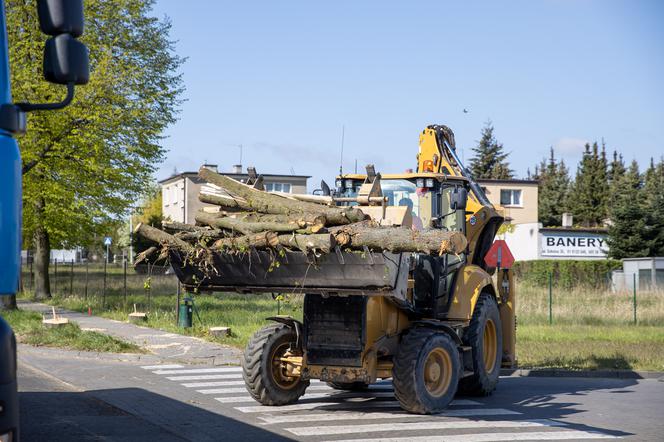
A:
[17,81,75,112]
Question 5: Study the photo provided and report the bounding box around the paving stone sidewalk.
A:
[18,300,242,366]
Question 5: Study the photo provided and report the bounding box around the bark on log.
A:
[197,210,326,232]
[329,223,467,255]
[134,246,158,266]
[134,223,195,254]
[271,192,334,205]
[195,211,317,235]
[163,220,211,233]
[199,167,366,225]
[212,232,279,250]
[174,229,226,242]
[199,192,251,211]
[276,233,336,253]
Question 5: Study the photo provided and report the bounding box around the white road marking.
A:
[286,418,566,436]
[140,364,183,370]
[183,380,247,388]
[325,430,618,442]
[166,374,243,381]
[197,384,334,395]
[258,408,521,424]
[235,399,479,414]
[152,367,242,375]
[215,391,399,404]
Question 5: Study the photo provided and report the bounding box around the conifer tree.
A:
[568,142,609,226]
[643,158,664,256]
[608,151,626,195]
[469,121,514,179]
[537,148,570,227]
[607,161,649,259]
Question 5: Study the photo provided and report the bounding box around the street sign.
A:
[484,240,515,269]
[103,236,112,246]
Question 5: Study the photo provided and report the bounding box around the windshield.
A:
[338,178,464,231]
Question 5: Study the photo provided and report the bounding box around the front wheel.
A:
[458,293,502,396]
[242,323,309,405]
[393,328,461,414]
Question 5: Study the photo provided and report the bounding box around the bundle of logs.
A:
[134,167,467,266]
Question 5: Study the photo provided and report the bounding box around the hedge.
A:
[512,259,622,289]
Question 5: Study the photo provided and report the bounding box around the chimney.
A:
[232,164,242,174]
[562,212,573,228]
[201,164,218,173]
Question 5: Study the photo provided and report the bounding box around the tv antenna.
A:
[339,125,345,176]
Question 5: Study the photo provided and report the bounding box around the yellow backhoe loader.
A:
[172,124,516,414]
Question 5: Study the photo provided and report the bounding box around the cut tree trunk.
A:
[198,192,251,211]
[199,167,366,225]
[329,223,467,255]
[162,220,212,233]
[174,229,226,242]
[134,246,158,266]
[197,210,326,232]
[134,223,195,254]
[195,211,316,235]
[276,233,336,253]
[212,232,279,250]
[33,219,51,300]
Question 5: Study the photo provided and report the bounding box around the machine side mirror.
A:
[450,187,468,211]
[37,0,84,37]
[43,34,89,85]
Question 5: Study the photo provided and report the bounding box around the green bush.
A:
[513,259,622,289]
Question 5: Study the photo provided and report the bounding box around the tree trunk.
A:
[212,232,279,250]
[198,167,366,225]
[33,222,51,299]
[198,192,251,211]
[276,233,336,253]
[329,223,467,255]
[134,223,195,254]
[195,211,317,235]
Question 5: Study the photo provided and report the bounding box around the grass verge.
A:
[1,308,143,353]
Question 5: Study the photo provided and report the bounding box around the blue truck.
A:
[0,1,89,440]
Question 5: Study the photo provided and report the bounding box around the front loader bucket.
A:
[169,248,409,298]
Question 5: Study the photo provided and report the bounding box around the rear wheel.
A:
[393,328,461,414]
[326,381,370,391]
[458,293,502,396]
[242,323,309,405]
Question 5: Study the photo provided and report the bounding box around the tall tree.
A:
[537,147,570,227]
[7,0,183,299]
[608,150,626,196]
[607,161,649,259]
[469,121,514,179]
[568,142,609,227]
[643,158,664,256]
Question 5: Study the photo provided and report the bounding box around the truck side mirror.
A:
[43,34,89,85]
[450,187,468,211]
[37,0,84,37]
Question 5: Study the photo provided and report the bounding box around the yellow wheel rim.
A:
[483,319,497,374]
[423,348,453,397]
[270,342,299,390]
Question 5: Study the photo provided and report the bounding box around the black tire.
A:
[393,328,461,414]
[458,293,502,396]
[242,323,309,405]
[326,381,370,391]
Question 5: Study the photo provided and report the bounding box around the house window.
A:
[265,183,292,193]
[500,189,522,206]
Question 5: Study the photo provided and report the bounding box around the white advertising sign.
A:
[540,231,608,258]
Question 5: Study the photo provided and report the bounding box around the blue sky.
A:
[151,0,663,190]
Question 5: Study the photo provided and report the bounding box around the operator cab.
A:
[334,174,468,233]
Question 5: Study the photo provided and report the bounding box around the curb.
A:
[500,368,664,380]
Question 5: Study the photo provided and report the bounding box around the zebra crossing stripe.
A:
[166,374,243,381]
[140,364,183,370]
[182,380,247,388]
[235,398,481,414]
[286,418,566,436]
[324,430,618,442]
[152,367,242,375]
[197,383,334,395]
[258,408,521,424]
[215,391,399,404]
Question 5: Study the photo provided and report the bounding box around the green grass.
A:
[1,308,143,353]
[20,278,664,371]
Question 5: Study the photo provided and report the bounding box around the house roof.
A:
[159,171,311,185]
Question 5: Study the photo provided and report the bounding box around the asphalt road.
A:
[17,347,664,441]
